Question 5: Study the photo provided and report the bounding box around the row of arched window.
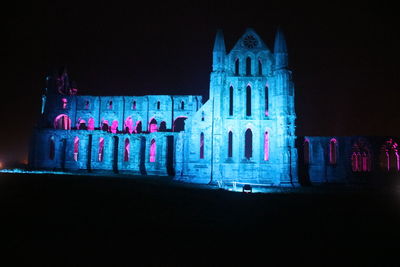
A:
[303,138,400,172]
[228,85,268,116]
[234,57,263,76]
[55,115,187,133]
[49,136,157,163]
[199,129,270,160]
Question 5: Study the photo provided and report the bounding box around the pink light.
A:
[351,152,358,172]
[149,118,158,133]
[111,120,118,133]
[124,138,130,162]
[98,138,104,162]
[54,114,71,130]
[125,117,134,133]
[150,139,156,162]
[62,98,67,109]
[264,132,269,161]
[88,118,95,130]
[73,137,79,161]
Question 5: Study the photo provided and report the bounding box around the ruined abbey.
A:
[29,28,399,187]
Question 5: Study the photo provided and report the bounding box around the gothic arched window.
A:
[246,85,251,116]
[157,101,160,110]
[264,132,269,161]
[181,101,185,110]
[49,136,55,160]
[329,139,337,164]
[229,86,233,116]
[228,131,233,158]
[304,139,310,164]
[234,58,239,76]
[73,137,79,161]
[98,138,104,162]
[132,101,136,110]
[149,118,158,133]
[258,59,262,75]
[245,129,252,159]
[200,132,204,159]
[124,138,130,162]
[265,85,269,116]
[150,139,156,162]
[88,118,95,130]
[246,57,251,76]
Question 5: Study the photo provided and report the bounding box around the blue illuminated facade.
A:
[29,28,400,187]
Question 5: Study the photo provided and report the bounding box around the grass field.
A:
[1,173,400,266]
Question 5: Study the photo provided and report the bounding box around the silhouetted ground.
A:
[1,173,400,266]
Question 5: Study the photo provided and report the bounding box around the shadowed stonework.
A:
[29,28,399,187]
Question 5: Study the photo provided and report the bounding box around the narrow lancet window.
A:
[304,139,310,164]
[200,132,204,159]
[245,129,252,159]
[157,101,160,110]
[73,137,79,161]
[234,58,239,76]
[246,86,251,116]
[264,132,269,161]
[98,138,104,162]
[246,57,251,76]
[265,86,269,116]
[132,101,136,110]
[124,138,130,162]
[229,86,233,116]
[181,101,185,110]
[49,136,55,160]
[150,139,156,162]
[228,131,233,158]
[329,139,337,164]
[108,101,113,110]
[258,59,262,75]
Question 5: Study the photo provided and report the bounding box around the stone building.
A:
[29,28,399,187]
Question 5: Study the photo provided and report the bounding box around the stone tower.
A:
[201,28,298,186]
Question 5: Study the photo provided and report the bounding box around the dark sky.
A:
[3,1,400,164]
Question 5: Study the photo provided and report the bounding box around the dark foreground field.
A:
[1,173,400,266]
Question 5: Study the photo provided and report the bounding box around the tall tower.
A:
[208,28,298,186]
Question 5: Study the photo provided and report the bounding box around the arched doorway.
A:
[54,114,71,130]
[173,116,187,132]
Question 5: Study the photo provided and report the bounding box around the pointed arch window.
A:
[88,118,95,130]
[132,101,137,110]
[200,132,204,159]
[108,101,113,110]
[246,86,251,116]
[157,101,160,110]
[84,100,90,109]
[149,118,158,133]
[98,138,104,162]
[245,129,252,159]
[229,86,233,116]
[124,138,130,162]
[228,131,233,158]
[264,132,269,161]
[181,101,185,110]
[258,59,262,75]
[265,85,269,116]
[329,139,337,164]
[234,58,239,76]
[246,57,251,76]
[49,136,55,160]
[201,111,205,121]
[111,120,118,133]
[73,137,79,161]
[150,139,156,162]
[304,139,310,164]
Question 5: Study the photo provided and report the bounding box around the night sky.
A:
[3,1,400,165]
